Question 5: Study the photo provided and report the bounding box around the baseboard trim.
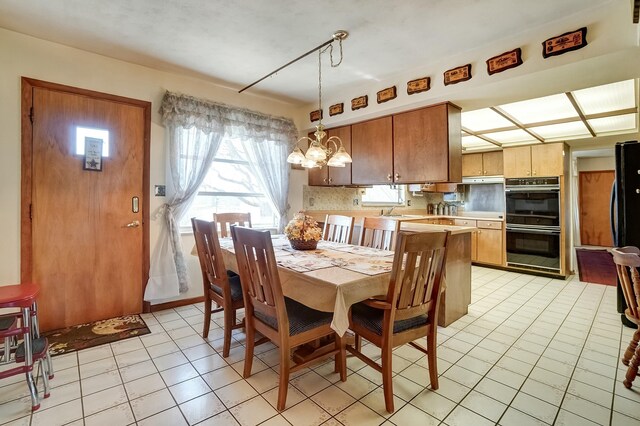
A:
[150,296,205,312]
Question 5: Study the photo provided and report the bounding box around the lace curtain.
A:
[144,91,297,301]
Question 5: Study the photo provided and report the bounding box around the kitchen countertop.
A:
[399,222,476,235]
[305,209,504,223]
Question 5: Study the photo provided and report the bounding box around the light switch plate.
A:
[154,185,166,196]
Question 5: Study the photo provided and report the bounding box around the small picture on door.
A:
[83,137,103,171]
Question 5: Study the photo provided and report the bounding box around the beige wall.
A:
[577,156,615,172]
[0,28,302,304]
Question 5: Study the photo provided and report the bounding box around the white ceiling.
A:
[0,0,627,104]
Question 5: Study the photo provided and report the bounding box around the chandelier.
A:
[286,31,353,169]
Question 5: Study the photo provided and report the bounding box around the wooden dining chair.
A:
[359,217,400,251]
[191,218,244,357]
[612,246,640,389]
[322,214,355,244]
[347,230,450,413]
[214,212,252,238]
[230,226,346,411]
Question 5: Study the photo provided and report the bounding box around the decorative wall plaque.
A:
[542,27,587,58]
[83,137,103,171]
[376,86,397,104]
[487,48,523,75]
[329,103,344,116]
[351,95,368,111]
[309,109,323,122]
[444,64,472,85]
[407,77,431,95]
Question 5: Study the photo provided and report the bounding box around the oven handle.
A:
[505,186,560,192]
[506,226,561,235]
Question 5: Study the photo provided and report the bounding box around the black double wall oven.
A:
[505,177,561,273]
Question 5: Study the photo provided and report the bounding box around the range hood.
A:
[462,176,505,184]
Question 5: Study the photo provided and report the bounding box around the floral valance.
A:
[159,91,298,145]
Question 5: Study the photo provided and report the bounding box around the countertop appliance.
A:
[610,140,640,327]
[505,177,561,273]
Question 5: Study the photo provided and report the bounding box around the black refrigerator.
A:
[610,140,640,327]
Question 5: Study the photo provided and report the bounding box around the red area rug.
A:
[576,248,617,286]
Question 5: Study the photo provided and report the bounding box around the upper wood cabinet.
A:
[503,143,565,177]
[462,151,503,177]
[351,116,393,185]
[393,103,462,184]
[307,126,353,186]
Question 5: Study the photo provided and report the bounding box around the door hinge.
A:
[29,106,34,124]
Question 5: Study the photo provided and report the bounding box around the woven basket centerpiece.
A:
[285,211,321,251]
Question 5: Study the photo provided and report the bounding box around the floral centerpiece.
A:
[284,211,322,250]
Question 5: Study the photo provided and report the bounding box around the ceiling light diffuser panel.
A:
[482,129,538,144]
[588,113,637,134]
[572,79,636,115]
[461,108,514,132]
[461,135,498,150]
[528,121,590,140]
[498,93,578,124]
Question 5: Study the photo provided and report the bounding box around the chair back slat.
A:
[387,231,449,322]
[359,217,399,251]
[231,226,284,325]
[192,218,229,292]
[214,212,252,238]
[612,246,640,321]
[323,215,355,244]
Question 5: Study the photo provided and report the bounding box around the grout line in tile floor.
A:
[1,267,640,425]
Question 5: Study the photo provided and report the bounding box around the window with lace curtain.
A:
[180,136,279,230]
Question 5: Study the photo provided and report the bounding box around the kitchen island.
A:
[400,221,475,326]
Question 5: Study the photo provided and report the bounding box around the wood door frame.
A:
[20,77,152,312]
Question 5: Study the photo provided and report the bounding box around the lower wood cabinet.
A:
[455,219,503,265]
[476,220,503,266]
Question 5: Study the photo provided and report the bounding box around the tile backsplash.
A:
[302,185,442,211]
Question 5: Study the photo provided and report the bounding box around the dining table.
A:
[216,235,395,337]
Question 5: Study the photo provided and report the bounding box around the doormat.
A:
[576,248,617,286]
[42,314,150,356]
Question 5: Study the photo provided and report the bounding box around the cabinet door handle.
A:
[323,178,327,183]
[395,173,400,181]
[532,170,537,176]
[328,177,333,184]
[526,171,530,176]
[483,170,487,175]
[387,174,392,181]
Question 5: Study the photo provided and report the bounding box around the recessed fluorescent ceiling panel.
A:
[461,108,514,132]
[462,135,496,149]
[528,121,590,140]
[482,129,537,144]
[572,79,635,115]
[588,113,637,134]
[499,93,578,124]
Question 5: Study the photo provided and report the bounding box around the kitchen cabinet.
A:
[351,116,393,185]
[455,219,478,261]
[503,143,564,178]
[393,102,462,184]
[476,220,503,265]
[462,151,503,176]
[308,126,352,186]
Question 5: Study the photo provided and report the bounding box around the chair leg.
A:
[381,340,394,413]
[624,340,640,389]
[22,308,39,411]
[427,332,439,390]
[243,320,255,379]
[277,344,290,411]
[222,305,233,358]
[623,329,640,366]
[202,296,212,339]
[39,360,51,398]
[355,334,362,352]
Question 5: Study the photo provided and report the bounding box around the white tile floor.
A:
[1,266,640,426]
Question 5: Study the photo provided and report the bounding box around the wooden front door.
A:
[579,170,615,247]
[21,79,150,331]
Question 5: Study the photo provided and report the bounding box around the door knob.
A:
[124,220,140,228]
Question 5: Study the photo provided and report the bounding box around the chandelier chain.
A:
[317,38,344,115]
